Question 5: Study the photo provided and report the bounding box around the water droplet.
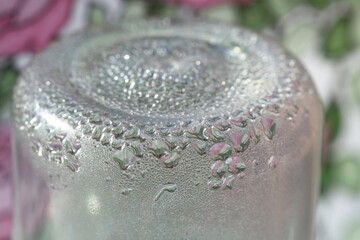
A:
[72,139,81,152]
[92,126,104,140]
[112,148,136,170]
[62,153,81,172]
[207,127,225,142]
[208,177,221,189]
[267,103,280,113]
[140,170,147,177]
[112,124,125,137]
[208,142,232,160]
[121,188,132,195]
[178,138,190,149]
[124,128,140,140]
[261,118,276,139]
[186,125,208,141]
[230,116,247,127]
[103,119,112,126]
[214,120,231,131]
[171,128,184,136]
[222,174,235,189]
[130,142,143,157]
[244,110,256,120]
[89,115,102,123]
[154,183,177,201]
[63,139,74,153]
[121,171,134,179]
[53,129,68,139]
[48,151,62,163]
[268,156,277,169]
[30,138,42,154]
[229,131,250,152]
[148,140,169,158]
[252,159,259,167]
[82,124,92,135]
[248,124,260,144]
[211,160,227,178]
[237,172,245,179]
[164,136,177,149]
[48,140,62,151]
[160,152,181,168]
[144,127,155,135]
[191,141,207,155]
[159,128,170,136]
[226,156,246,173]
[206,116,221,122]
[111,139,123,149]
[100,133,111,145]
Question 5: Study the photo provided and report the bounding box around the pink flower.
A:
[0,121,50,240]
[0,0,74,58]
[0,122,12,240]
[165,0,251,9]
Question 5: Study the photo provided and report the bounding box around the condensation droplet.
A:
[62,153,81,172]
[164,136,177,149]
[268,156,277,169]
[154,183,177,201]
[226,156,246,173]
[121,188,132,195]
[222,174,236,189]
[208,177,222,190]
[148,140,169,158]
[214,120,231,131]
[160,152,181,168]
[211,160,227,178]
[229,131,250,152]
[248,124,261,144]
[112,148,136,170]
[261,118,276,140]
[92,126,104,140]
[230,116,247,127]
[207,127,225,142]
[208,142,232,160]
[130,141,143,157]
[186,125,208,141]
[191,141,207,155]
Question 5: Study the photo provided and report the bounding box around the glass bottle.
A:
[12,19,323,240]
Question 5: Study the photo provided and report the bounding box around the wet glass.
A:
[11,19,323,240]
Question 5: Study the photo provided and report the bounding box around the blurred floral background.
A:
[1,0,360,239]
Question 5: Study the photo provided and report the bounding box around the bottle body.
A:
[12,19,323,240]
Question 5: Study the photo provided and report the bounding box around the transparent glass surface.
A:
[11,19,323,240]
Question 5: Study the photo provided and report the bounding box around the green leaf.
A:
[237,0,276,31]
[320,159,334,195]
[345,221,360,240]
[321,156,360,195]
[0,63,19,112]
[352,72,360,105]
[268,0,301,16]
[306,0,333,8]
[122,0,146,18]
[88,3,106,25]
[334,156,360,192]
[201,4,238,23]
[322,14,354,59]
[325,99,342,142]
[145,0,176,17]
